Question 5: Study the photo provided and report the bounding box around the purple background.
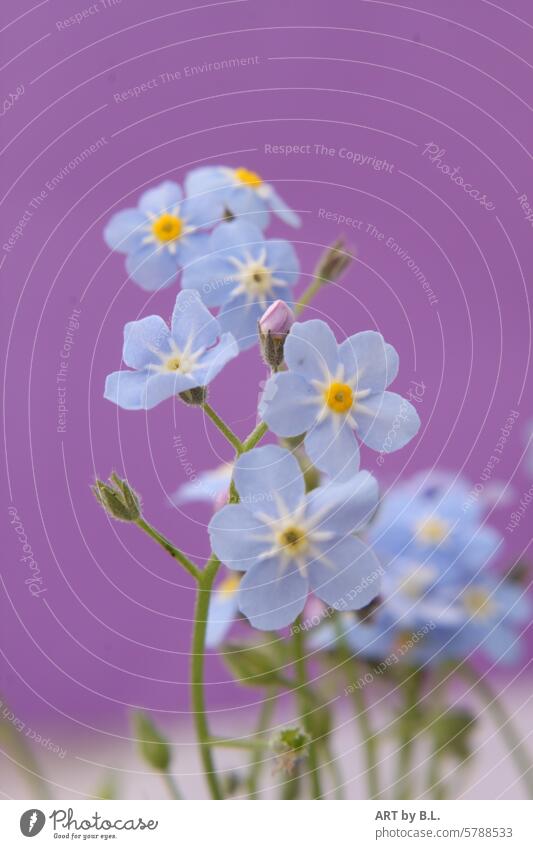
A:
[2,0,532,746]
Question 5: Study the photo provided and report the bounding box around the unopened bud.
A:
[316,237,354,283]
[133,711,171,772]
[179,386,207,405]
[259,300,295,335]
[258,301,295,371]
[92,473,141,522]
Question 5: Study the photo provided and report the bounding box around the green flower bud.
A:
[179,386,207,405]
[92,473,141,522]
[133,711,171,772]
[316,237,354,283]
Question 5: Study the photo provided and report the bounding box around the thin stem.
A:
[395,670,423,800]
[162,770,182,800]
[135,518,201,581]
[241,420,269,452]
[460,663,533,799]
[319,738,345,800]
[247,692,278,798]
[191,555,224,799]
[294,277,324,315]
[293,622,322,799]
[202,402,243,452]
[349,673,381,800]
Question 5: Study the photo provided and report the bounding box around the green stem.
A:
[294,277,324,315]
[395,670,423,800]
[241,421,269,452]
[202,402,243,452]
[293,622,322,799]
[460,663,533,799]
[135,518,201,581]
[349,672,381,800]
[191,555,224,799]
[319,738,345,799]
[247,692,277,798]
[209,736,268,751]
[162,770,182,800]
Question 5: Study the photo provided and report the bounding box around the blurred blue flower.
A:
[208,445,381,630]
[185,165,301,229]
[182,220,299,349]
[260,321,420,481]
[173,463,232,506]
[315,552,530,668]
[206,572,241,648]
[104,290,238,410]
[371,470,502,572]
[104,181,211,291]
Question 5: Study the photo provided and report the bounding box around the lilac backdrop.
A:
[2,0,532,743]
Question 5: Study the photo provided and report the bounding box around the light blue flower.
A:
[173,463,232,506]
[371,471,502,572]
[104,290,238,410]
[260,321,420,480]
[184,165,301,230]
[208,445,381,630]
[205,572,241,649]
[182,220,299,349]
[104,181,211,291]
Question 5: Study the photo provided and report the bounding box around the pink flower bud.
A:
[214,489,229,511]
[259,300,295,336]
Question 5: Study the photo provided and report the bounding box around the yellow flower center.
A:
[218,573,241,598]
[235,167,263,188]
[416,517,449,545]
[463,588,494,619]
[165,356,181,371]
[278,525,308,555]
[152,213,183,243]
[324,381,353,414]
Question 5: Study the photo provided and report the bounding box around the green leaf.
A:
[133,711,171,772]
[222,641,291,688]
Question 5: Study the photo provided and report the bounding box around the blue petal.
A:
[194,333,239,385]
[221,187,270,229]
[385,344,399,387]
[208,219,266,254]
[105,370,193,410]
[355,391,421,452]
[104,370,150,410]
[305,471,379,536]
[175,231,211,267]
[122,316,171,369]
[170,289,220,350]
[233,445,305,517]
[208,504,270,571]
[104,209,147,254]
[217,295,263,350]
[265,186,301,227]
[308,536,382,611]
[138,181,183,215]
[338,331,390,392]
[264,238,300,283]
[284,320,340,381]
[181,253,236,307]
[304,416,360,481]
[260,372,319,437]
[126,245,179,291]
[238,559,307,630]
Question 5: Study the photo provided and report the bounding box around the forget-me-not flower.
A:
[182,220,300,349]
[104,290,238,410]
[185,165,301,230]
[208,445,381,630]
[260,321,420,480]
[371,471,502,572]
[104,181,211,291]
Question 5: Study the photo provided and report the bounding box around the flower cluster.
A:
[317,472,530,666]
